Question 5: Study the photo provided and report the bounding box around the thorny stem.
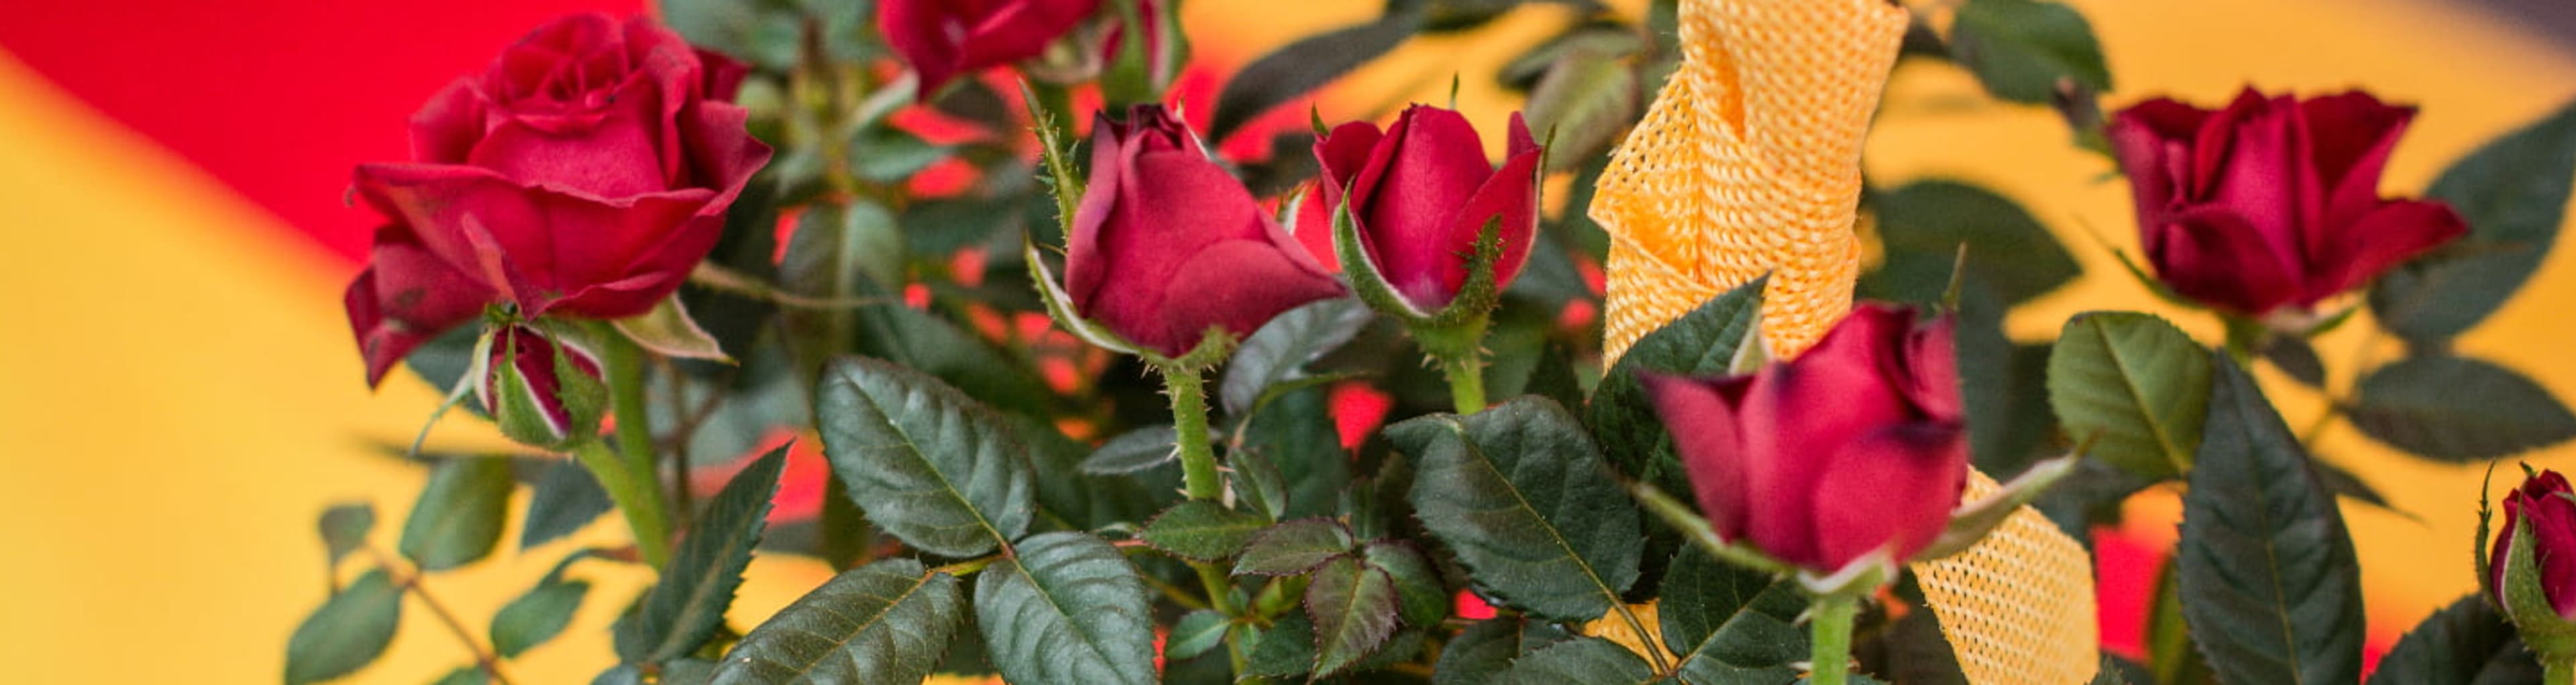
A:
[1161,364,1222,502]
[1807,591,1861,685]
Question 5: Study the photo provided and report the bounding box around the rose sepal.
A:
[1915,449,2084,561]
[2503,515,2576,659]
[1629,482,1797,577]
[611,295,731,363]
[1328,190,1509,332]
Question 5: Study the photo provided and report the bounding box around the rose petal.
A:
[2299,199,2465,305]
[345,224,495,387]
[1439,120,1542,307]
[2300,92,2416,231]
[2147,209,2306,315]
[1806,421,1970,570]
[1642,371,1758,541]
[1362,107,1496,307]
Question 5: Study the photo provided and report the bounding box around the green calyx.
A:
[479,323,608,452]
[1330,191,1509,333]
[2502,517,2576,660]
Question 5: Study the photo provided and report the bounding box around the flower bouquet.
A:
[284,0,2576,684]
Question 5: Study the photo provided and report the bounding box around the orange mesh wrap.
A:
[1585,0,2099,681]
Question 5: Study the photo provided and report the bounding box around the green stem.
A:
[1161,364,1222,502]
[1807,592,1860,685]
[572,439,672,570]
[1417,317,1491,415]
[2550,660,2575,685]
[594,331,674,568]
[2220,315,2265,368]
[1437,350,1488,415]
[1194,563,1239,615]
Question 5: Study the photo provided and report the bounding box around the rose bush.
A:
[343,13,771,385]
[1642,303,1969,573]
[1065,105,1346,358]
[2110,89,2466,317]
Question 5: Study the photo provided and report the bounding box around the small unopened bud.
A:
[475,324,606,452]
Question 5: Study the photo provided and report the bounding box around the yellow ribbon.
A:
[1587,0,2099,681]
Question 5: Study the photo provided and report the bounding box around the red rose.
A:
[1310,106,1543,313]
[478,324,606,451]
[343,13,772,386]
[2110,89,2466,316]
[2491,469,2576,619]
[1065,105,1348,357]
[1642,304,1969,573]
[882,0,1106,95]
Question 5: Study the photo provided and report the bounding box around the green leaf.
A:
[2346,354,2576,461]
[2371,100,2576,343]
[1222,297,1371,416]
[1391,397,1643,621]
[2262,333,2328,388]
[398,457,515,572]
[521,460,610,551]
[1523,50,1639,172]
[491,577,588,659]
[1210,13,1422,142]
[1657,548,1806,682]
[1589,276,1765,494]
[1245,613,1319,678]
[1864,180,2082,306]
[661,660,718,685]
[616,446,787,664]
[1235,518,1357,576]
[1141,500,1268,562]
[1306,556,1403,678]
[1364,541,1452,629]
[1165,610,1232,662]
[490,550,605,659]
[1433,619,1572,685]
[1243,386,1353,520]
[712,558,966,685]
[318,503,374,568]
[612,295,729,362]
[2176,355,2364,685]
[974,531,1157,685]
[1231,445,1291,521]
[1498,637,1656,685]
[1948,0,2114,104]
[2365,593,2541,684]
[851,299,1055,415]
[849,127,955,184]
[284,569,402,684]
[1012,415,1167,534]
[1080,425,1184,476]
[814,356,1033,557]
[2047,311,2212,479]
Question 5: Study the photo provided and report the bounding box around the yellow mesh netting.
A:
[1585,0,2099,681]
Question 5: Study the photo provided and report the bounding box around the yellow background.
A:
[0,0,2569,681]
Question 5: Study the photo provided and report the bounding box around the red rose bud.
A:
[1642,304,1970,574]
[1065,105,1348,358]
[1311,106,1542,313]
[477,325,608,451]
[2110,89,2466,316]
[345,13,772,386]
[2492,470,2576,616]
[882,0,1106,95]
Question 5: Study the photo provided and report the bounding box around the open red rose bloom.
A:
[344,13,771,385]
